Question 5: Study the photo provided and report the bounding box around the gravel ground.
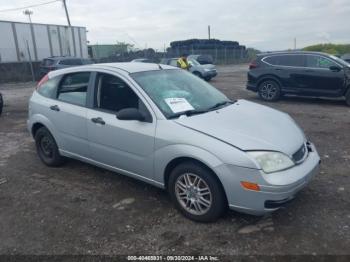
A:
[0,65,349,258]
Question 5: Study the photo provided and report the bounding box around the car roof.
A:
[48,62,177,77]
[257,51,332,57]
[44,56,84,61]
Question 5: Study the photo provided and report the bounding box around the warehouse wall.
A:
[0,20,88,63]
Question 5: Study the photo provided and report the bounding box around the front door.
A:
[301,55,344,96]
[86,72,156,180]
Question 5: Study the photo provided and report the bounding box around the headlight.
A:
[204,68,211,72]
[247,151,294,173]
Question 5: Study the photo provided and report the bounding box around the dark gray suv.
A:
[39,57,93,78]
[247,51,350,105]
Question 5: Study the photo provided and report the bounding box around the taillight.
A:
[249,60,258,70]
[37,74,49,90]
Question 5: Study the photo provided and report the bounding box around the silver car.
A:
[27,63,320,222]
[161,58,217,81]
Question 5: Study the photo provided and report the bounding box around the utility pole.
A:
[62,0,71,26]
[208,25,211,40]
[294,37,296,50]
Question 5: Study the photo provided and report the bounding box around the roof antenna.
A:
[158,64,163,70]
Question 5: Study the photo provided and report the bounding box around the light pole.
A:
[23,9,33,23]
[23,9,35,81]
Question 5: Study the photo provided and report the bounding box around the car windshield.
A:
[330,55,350,67]
[188,59,200,66]
[131,69,232,119]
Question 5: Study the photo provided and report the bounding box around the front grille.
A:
[292,143,308,164]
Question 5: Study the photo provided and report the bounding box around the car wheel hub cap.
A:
[41,137,53,157]
[261,83,276,99]
[175,173,212,215]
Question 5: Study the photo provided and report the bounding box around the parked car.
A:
[0,92,3,116]
[28,63,320,222]
[39,56,93,78]
[160,58,217,81]
[188,54,214,65]
[131,58,154,63]
[247,51,350,105]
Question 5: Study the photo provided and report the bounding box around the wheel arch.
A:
[257,75,282,89]
[163,156,229,207]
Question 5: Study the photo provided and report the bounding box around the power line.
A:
[0,0,60,13]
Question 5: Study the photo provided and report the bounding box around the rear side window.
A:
[42,59,55,67]
[57,72,90,106]
[263,55,305,67]
[306,55,337,68]
[59,59,83,65]
[37,76,60,98]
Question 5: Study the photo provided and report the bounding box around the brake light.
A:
[249,60,258,70]
[37,74,49,90]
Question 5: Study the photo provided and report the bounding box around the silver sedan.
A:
[27,63,320,222]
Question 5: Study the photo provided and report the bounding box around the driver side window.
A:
[94,73,151,119]
[306,55,337,69]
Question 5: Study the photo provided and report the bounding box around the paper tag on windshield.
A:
[164,98,194,113]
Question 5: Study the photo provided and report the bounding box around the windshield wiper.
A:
[168,109,209,119]
[208,100,236,111]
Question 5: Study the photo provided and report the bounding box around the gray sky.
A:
[1,0,349,51]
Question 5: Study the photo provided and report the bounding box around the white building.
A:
[0,20,88,63]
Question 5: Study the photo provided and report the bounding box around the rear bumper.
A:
[214,143,320,216]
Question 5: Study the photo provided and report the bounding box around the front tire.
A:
[258,79,281,101]
[34,127,64,167]
[193,71,203,78]
[168,162,226,222]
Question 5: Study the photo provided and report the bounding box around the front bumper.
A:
[203,70,217,78]
[214,143,320,215]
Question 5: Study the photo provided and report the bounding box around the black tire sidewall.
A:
[346,90,350,106]
[258,80,281,101]
[35,127,63,167]
[193,72,202,78]
[168,162,226,222]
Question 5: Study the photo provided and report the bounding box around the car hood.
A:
[201,64,216,70]
[174,100,305,156]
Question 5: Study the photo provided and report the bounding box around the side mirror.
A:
[329,65,341,72]
[117,108,145,121]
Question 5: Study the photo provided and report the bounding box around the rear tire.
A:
[258,79,281,102]
[168,161,226,222]
[0,93,3,116]
[34,127,64,167]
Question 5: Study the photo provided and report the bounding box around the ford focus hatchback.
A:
[28,63,320,222]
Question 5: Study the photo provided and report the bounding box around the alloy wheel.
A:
[175,173,212,215]
[260,82,277,100]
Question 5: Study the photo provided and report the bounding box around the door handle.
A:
[91,117,105,125]
[275,68,283,71]
[50,105,60,111]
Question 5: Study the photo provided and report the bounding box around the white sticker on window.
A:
[164,98,194,113]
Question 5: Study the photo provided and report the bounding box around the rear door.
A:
[49,71,92,157]
[86,71,156,180]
